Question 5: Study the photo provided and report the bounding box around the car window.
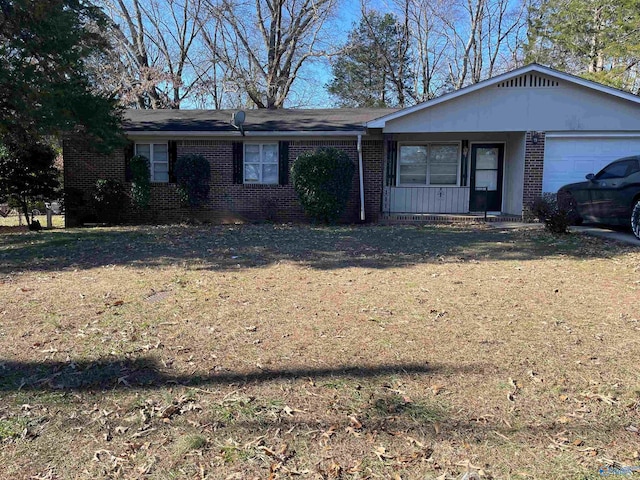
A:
[595,159,639,180]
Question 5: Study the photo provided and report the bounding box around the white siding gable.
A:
[381,73,640,133]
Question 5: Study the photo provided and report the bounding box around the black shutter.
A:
[232,141,243,184]
[278,141,289,185]
[385,140,398,186]
[460,140,469,187]
[168,140,177,183]
[124,141,135,182]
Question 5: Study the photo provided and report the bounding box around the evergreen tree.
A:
[0,139,60,226]
[525,0,640,93]
[0,0,123,147]
[327,11,413,107]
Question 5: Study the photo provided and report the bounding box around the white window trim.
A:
[135,142,169,183]
[243,142,279,185]
[396,141,462,187]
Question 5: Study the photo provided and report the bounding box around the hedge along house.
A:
[370,63,640,218]
[63,64,640,226]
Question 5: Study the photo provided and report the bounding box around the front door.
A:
[470,144,504,212]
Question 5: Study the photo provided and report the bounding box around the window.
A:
[135,143,169,182]
[595,159,640,180]
[244,143,278,184]
[398,143,459,186]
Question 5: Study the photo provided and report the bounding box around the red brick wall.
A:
[63,137,386,226]
[363,140,384,222]
[523,131,545,213]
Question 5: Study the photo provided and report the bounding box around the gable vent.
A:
[496,74,559,88]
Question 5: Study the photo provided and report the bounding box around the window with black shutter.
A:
[278,141,289,185]
[124,141,135,181]
[232,141,243,184]
[168,140,177,183]
[385,140,398,186]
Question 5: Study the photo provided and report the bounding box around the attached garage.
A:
[543,134,640,193]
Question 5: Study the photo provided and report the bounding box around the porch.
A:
[380,211,524,224]
[381,132,527,217]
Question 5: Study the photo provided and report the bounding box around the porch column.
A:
[522,131,545,215]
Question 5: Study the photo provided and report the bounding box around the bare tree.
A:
[99,0,205,109]
[202,0,338,109]
[442,0,527,88]
[397,0,449,101]
[390,0,527,97]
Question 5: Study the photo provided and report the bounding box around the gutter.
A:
[357,134,365,222]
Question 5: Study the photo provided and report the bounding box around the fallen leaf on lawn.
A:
[434,421,442,435]
[111,300,124,307]
[321,425,336,440]
[431,384,445,395]
[346,461,362,474]
[160,404,180,418]
[282,405,305,416]
[345,426,362,438]
[257,446,277,457]
[557,416,570,424]
[329,462,342,476]
[406,436,425,448]
[115,426,128,435]
[348,415,362,429]
[528,370,543,383]
[572,439,584,446]
[374,446,395,460]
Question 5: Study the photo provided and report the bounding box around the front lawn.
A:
[0,224,638,479]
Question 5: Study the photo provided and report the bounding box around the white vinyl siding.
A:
[244,143,278,184]
[398,143,460,186]
[135,143,169,183]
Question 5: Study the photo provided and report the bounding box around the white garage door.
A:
[543,135,640,193]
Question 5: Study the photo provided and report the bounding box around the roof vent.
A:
[496,74,559,88]
[231,110,246,136]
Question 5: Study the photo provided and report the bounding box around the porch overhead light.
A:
[532,132,540,144]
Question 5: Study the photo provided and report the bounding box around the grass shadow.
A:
[0,357,490,392]
[0,224,633,274]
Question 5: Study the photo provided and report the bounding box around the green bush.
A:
[92,179,127,224]
[529,193,573,234]
[129,155,151,209]
[174,155,211,207]
[291,147,355,223]
[62,187,85,214]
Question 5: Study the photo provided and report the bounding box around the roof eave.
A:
[124,129,367,137]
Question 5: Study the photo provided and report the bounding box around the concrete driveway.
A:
[570,225,640,246]
[491,221,640,246]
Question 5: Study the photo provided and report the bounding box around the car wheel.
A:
[632,199,640,240]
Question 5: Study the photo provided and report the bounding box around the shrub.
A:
[129,155,151,209]
[61,187,85,214]
[174,155,211,207]
[92,179,127,224]
[291,147,355,223]
[529,193,573,234]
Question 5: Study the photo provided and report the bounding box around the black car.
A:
[558,155,640,240]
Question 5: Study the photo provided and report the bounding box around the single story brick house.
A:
[63,64,640,226]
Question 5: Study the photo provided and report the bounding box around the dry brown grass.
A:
[0,224,639,480]
[0,214,65,229]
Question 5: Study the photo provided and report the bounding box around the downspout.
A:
[357,134,365,222]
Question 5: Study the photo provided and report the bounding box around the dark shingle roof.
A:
[123,108,398,133]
